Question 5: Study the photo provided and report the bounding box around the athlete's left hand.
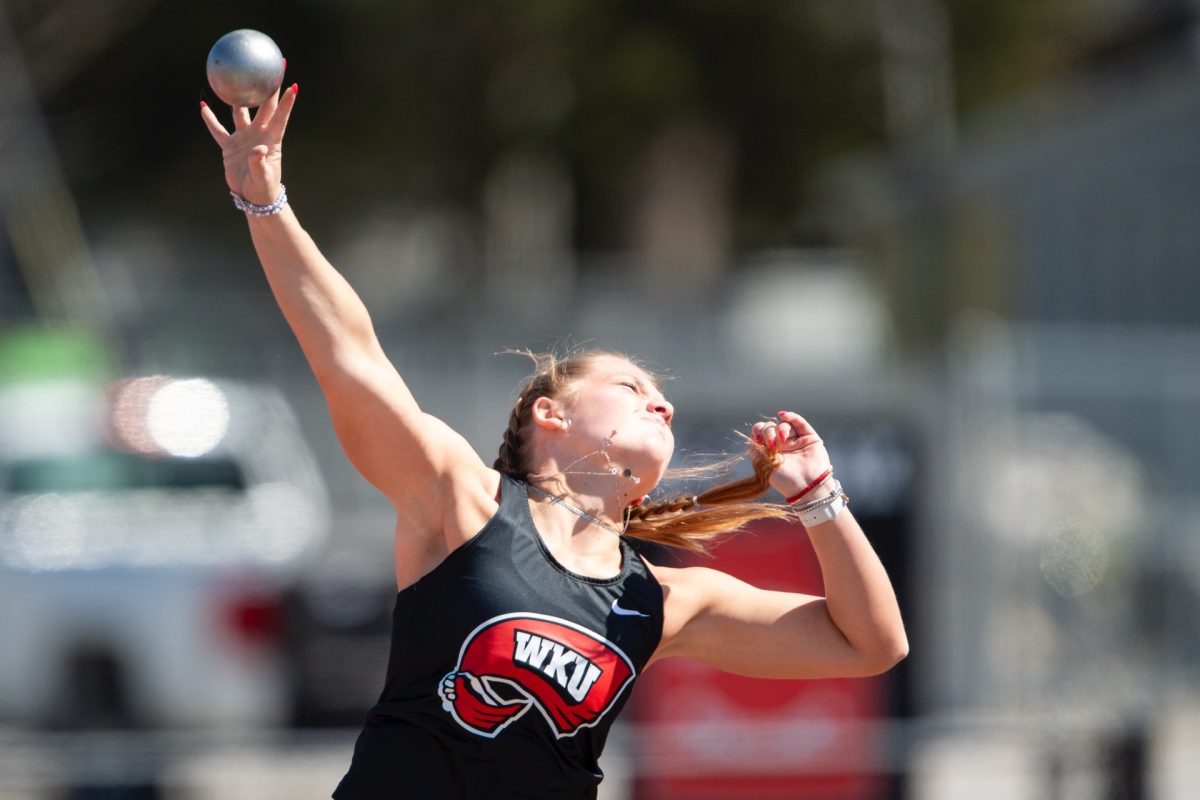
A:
[750,411,832,500]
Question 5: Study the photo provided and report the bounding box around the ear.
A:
[529,396,569,432]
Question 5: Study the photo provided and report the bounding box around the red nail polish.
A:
[290,83,299,95]
[200,100,207,108]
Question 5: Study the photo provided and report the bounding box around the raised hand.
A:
[751,411,832,499]
[200,83,298,206]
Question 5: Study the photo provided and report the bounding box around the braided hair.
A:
[492,350,595,479]
[495,349,796,553]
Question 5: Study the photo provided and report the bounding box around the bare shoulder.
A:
[441,458,503,546]
[397,413,499,541]
[392,453,502,589]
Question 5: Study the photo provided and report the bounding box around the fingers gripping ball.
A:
[206,29,284,107]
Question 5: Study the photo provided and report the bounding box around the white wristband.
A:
[796,480,849,527]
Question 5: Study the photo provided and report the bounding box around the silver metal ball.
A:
[206,29,284,108]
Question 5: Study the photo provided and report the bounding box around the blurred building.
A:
[3,0,1200,797]
[828,6,1200,797]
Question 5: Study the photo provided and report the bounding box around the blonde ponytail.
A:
[623,445,797,553]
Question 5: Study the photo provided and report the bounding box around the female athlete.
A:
[201,83,907,800]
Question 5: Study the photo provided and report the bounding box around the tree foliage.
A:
[8,0,1124,253]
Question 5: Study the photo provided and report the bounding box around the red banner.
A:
[632,520,890,800]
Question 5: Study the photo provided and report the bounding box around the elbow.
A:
[884,635,910,669]
[859,632,909,676]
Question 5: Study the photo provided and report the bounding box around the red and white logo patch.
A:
[438,612,636,739]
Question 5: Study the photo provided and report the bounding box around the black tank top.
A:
[333,474,664,800]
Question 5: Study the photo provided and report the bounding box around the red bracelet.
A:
[786,467,833,505]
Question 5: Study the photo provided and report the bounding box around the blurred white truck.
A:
[0,373,329,729]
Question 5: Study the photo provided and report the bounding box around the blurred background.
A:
[1,0,1197,797]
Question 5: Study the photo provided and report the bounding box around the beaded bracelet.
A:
[231,185,288,216]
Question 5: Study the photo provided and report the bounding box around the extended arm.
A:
[199,88,489,531]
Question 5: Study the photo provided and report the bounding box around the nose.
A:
[649,396,673,426]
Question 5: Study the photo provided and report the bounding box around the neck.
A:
[526,470,631,531]
[526,445,642,534]
[523,478,629,579]
[526,426,652,535]
[526,483,625,536]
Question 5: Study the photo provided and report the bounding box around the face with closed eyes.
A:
[550,355,675,492]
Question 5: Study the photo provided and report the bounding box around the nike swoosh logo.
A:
[611,599,651,618]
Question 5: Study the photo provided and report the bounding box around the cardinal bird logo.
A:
[438,613,636,739]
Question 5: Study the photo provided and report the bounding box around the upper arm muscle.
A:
[656,566,883,679]
[320,343,487,515]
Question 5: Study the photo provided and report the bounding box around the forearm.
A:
[245,206,378,377]
[807,510,908,669]
[200,88,374,378]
